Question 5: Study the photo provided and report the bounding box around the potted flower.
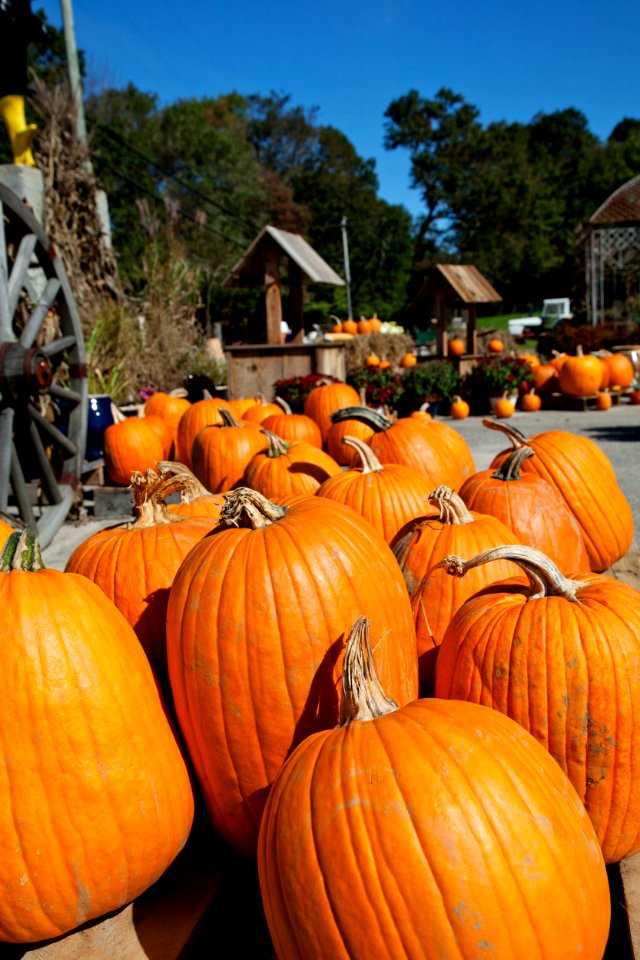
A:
[396,361,461,417]
[463,356,535,414]
[347,366,405,412]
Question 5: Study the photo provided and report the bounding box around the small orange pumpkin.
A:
[557,346,602,397]
[534,363,559,394]
[366,354,381,367]
[450,395,470,420]
[520,388,542,412]
[378,359,391,370]
[369,314,382,332]
[630,388,640,405]
[493,396,515,418]
[448,338,465,357]
[400,352,417,367]
[357,317,372,334]
[604,352,635,389]
[103,417,166,486]
[487,338,504,354]
[595,391,612,411]
[342,318,358,335]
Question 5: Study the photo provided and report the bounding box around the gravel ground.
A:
[42,402,640,571]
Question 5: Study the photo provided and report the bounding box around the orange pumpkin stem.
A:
[490,445,535,481]
[330,406,392,432]
[339,616,399,725]
[127,466,189,529]
[342,435,383,474]
[157,460,210,502]
[481,417,527,448]
[274,397,293,415]
[427,485,474,524]
[220,487,287,529]
[261,429,291,458]
[0,529,44,572]
[436,544,581,602]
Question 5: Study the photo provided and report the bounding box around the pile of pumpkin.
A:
[1,378,638,959]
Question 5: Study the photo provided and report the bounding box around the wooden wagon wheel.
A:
[0,183,87,548]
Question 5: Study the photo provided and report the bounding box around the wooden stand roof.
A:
[223,226,344,345]
[413,264,502,356]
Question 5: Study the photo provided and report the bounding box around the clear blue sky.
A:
[38,0,640,218]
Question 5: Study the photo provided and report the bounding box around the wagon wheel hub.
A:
[0,341,53,400]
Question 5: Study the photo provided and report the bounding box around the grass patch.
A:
[477,312,531,330]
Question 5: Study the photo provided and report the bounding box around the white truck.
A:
[508,298,572,338]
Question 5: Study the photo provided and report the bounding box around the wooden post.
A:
[467,303,478,355]
[264,251,283,345]
[288,263,305,344]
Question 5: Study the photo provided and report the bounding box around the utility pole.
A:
[60,0,87,144]
[341,216,353,320]
[59,0,112,246]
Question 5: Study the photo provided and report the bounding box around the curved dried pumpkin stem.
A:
[219,407,242,428]
[491,445,535,481]
[481,417,528,448]
[157,460,210,502]
[260,429,291,458]
[126,467,186,529]
[274,396,292,414]
[220,487,287,529]
[428,485,474,524]
[342,435,383,473]
[330,406,392,432]
[339,617,399,725]
[0,529,45,572]
[434,544,581,602]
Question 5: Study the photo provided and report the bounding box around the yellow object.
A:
[0,94,37,166]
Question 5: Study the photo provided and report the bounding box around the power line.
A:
[94,123,259,232]
[92,151,246,248]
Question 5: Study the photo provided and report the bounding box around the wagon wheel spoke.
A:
[49,383,82,405]
[42,334,76,357]
[27,403,78,457]
[19,278,62,347]
[0,202,15,343]
[8,232,38,320]
[27,413,63,505]
[10,445,36,530]
[0,406,14,511]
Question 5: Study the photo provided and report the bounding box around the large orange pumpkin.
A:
[141,413,173,457]
[303,381,360,440]
[533,363,559,394]
[558,346,602,397]
[392,486,521,691]
[315,436,433,544]
[484,418,633,571]
[458,445,590,574]
[242,397,284,424]
[166,488,419,855]
[192,408,268,493]
[0,530,194,943]
[435,544,640,863]
[242,430,341,498]
[65,466,219,681]
[143,392,190,444]
[258,618,610,960]
[0,518,12,547]
[603,352,635,389]
[103,417,166,486]
[331,407,475,491]
[261,401,323,448]
[175,397,232,468]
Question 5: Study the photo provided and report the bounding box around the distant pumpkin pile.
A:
[1,374,639,958]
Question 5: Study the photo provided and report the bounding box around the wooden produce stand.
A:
[222,225,346,399]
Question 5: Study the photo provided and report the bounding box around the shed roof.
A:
[589,175,640,226]
[424,264,502,303]
[223,225,344,287]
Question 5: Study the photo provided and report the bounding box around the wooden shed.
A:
[223,225,344,345]
[412,264,502,357]
[222,226,347,399]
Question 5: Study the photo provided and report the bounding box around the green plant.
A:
[347,367,404,409]
[465,356,534,396]
[398,361,461,415]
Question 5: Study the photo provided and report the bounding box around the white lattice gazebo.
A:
[585,175,640,327]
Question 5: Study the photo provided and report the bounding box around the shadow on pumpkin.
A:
[290,634,344,750]
[135,586,172,686]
